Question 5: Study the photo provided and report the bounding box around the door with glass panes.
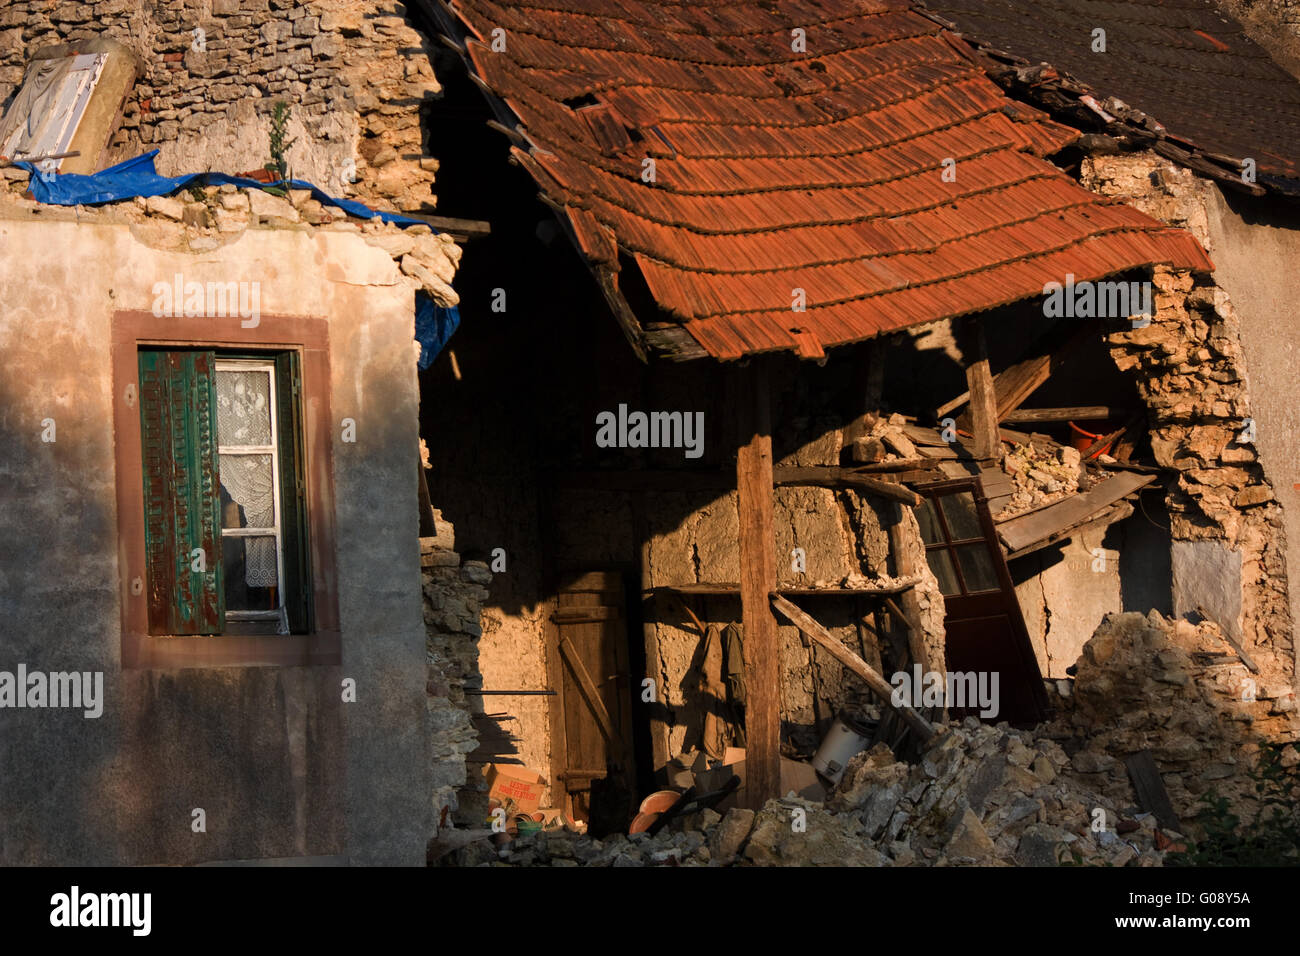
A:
[915,479,1048,724]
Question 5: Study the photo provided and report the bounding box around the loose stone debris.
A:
[442,610,1298,866]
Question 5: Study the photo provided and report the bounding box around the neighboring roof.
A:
[430,0,1211,361]
[923,0,1300,190]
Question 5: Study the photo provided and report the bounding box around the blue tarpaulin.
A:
[19,149,427,225]
[415,293,460,370]
[20,150,462,365]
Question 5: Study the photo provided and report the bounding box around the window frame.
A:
[112,310,340,669]
[214,356,288,629]
[916,482,1004,598]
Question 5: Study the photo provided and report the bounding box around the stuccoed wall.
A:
[0,209,429,864]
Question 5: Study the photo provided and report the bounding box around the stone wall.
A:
[0,0,441,214]
[1082,152,1294,681]
[422,510,488,838]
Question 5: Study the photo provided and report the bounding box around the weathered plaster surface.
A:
[0,214,429,864]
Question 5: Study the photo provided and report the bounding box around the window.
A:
[916,488,1001,597]
[0,52,107,166]
[137,348,311,637]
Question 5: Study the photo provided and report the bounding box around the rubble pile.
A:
[460,721,1168,867]
[1048,610,1299,815]
[998,441,1083,518]
[448,611,1297,867]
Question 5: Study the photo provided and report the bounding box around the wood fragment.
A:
[1001,406,1127,424]
[1124,750,1180,831]
[773,467,922,506]
[936,326,1090,420]
[996,472,1154,553]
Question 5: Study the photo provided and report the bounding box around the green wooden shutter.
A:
[138,350,225,635]
[275,351,313,633]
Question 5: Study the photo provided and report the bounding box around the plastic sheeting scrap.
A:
[415,293,461,370]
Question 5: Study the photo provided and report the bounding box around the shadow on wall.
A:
[0,316,355,865]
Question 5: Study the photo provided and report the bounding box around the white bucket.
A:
[812,712,876,784]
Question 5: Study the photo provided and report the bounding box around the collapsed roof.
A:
[428,0,1211,362]
[922,0,1300,195]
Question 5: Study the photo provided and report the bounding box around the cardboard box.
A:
[483,763,548,814]
[695,751,826,810]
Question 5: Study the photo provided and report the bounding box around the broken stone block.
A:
[1234,485,1273,508]
[1031,755,1057,784]
[246,188,300,222]
[709,807,754,864]
[145,195,185,220]
[181,201,211,228]
[944,807,995,862]
[1015,823,1068,867]
[461,561,492,585]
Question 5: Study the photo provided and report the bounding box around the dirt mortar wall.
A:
[1083,152,1293,678]
[0,0,440,213]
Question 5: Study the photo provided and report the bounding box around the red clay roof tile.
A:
[441,0,1213,359]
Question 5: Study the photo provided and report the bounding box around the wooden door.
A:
[916,480,1049,724]
[552,571,636,830]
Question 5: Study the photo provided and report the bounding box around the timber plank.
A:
[996,473,1154,553]
[1124,750,1181,831]
[736,363,780,808]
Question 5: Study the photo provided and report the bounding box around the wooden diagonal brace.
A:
[770,594,937,744]
[558,636,623,758]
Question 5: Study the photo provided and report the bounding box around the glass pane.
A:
[940,491,982,540]
[216,369,272,446]
[220,454,275,529]
[916,498,944,545]
[223,534,279,612]
[926,548,961,596]
[956,544,1000,593]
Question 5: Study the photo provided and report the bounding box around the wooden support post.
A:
[887,507,930,674]
[736,361,781,809]
[965,321,1001,461]
[771,595,937,743]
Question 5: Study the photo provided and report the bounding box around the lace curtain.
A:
[216,370,277,588]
